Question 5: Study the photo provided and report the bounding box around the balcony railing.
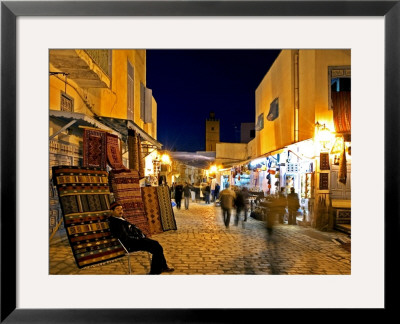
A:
[85,50,111,77]
[49,49,111,88]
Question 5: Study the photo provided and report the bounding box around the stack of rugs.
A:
[109,170,177,236]
[52,166,125,268]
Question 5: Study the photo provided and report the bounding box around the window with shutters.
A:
[60,92,74,112]
[140,83,153,123]
[140,82,145,121]
[267,98,279,121]
[256,113,264,131]
[127,60,134,120]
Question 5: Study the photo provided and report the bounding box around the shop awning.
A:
[49,110,119,140]
[224,148,287,168]
[169,151,215,169]
[261,148,286,158]
[96,116,163,150]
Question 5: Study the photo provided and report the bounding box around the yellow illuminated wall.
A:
[49,49,153,135]
[255,50,294,157]
[215,142,248,166]
[255,49,350,157]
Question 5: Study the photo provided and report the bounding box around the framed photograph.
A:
[1,0,398,322]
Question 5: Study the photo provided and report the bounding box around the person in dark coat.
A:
[234,188,245,226]
[174,183,184,209]
[214,183,220,202]
[219,183,236,228]
[287,187,300,225]
[108,202,174,275]
[277,187,287,224]
[204,184,211,204]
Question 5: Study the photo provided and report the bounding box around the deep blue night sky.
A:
[146,49,281,152]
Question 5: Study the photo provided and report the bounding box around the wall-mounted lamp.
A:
[315,122,334,151]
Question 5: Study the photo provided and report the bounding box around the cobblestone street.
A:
[50,201,351,275]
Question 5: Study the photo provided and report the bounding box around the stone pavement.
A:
[49,202,351,275]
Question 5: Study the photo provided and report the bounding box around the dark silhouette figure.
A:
[287,187,300,225]
[174,183,184,210]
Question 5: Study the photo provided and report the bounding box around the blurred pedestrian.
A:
[204,183,211,204]
[287,187,300,225]
[234,188,246,226]
[214,183,220,202]
[219,183,236,228]
[191,183,196,202]
[241,187,250,221]
[210,179,216,202]
[171,182,175,199]
[183,182,192,210]
[174,183,183,210]
[277,187,287,224]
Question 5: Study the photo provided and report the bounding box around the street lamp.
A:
[161,153,171,165]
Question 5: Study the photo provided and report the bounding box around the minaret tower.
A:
[205,112,220,151]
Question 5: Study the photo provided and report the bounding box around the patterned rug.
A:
[128,130,145,178]
[106,133,128,171]
[128,129,140,173]
[141,187,163,235]
[52,166,125,269]
[156,186,177,231]
[109,169,151,236]
[137,133,145,179]
[82,129,107,169]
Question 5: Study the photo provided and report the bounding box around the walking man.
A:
[183,182,192,210]
[287,187,300,225]
[219,183,236,228]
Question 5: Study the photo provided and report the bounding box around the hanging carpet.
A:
[128,129,145,179]
[141,187,164,235]
[106,133,129,171]
[338,147,347,185]
[109,169,151,237]
[156,186,177,231]
[82,129,107,169]
[128,129,140,173]
[52,166,125,269]
[137,133,145,179]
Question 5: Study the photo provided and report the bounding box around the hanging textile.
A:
[156,186,177,231]
[141,186,164,235]
[332,91,351,134]
[106,133,128,170]
[109,169,151,236]
[338,146,347,185]
[82,129,107,169]
[128,129,140,172]
[137,132,145,179]
[52,166,125,268]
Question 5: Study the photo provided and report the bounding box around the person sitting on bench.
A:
[108,202,174,275]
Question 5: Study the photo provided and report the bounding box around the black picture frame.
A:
[1,0,398,322]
